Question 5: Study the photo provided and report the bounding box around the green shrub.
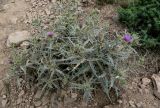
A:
[118,0,160,47]
[96,0,114,4]
[10,0,136,102]
[96,0,136,6]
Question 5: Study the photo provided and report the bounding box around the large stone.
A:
[151,74,160,99]
[7,31,31,47]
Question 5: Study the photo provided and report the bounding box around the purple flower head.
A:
[123,34,133,43]
[47,32,54,37]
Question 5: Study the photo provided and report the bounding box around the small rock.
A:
[136,102,143,108]
[30,106,34,108]
[132,82,138,88]
[2,99,7,107]
[71,93,78,99]
[45,8,51,15]
[117,99,123,104]
[43,25,49,30]
[17,98,22,104]
[18,90,25,97]
[20,41,30,48]
[34,90,42,99]
[153,102,158,107]
[58,97,62,101]
[51,0,56,3]
[128,86,133,90]
[42,96,49,105]
[2,95,6,99]
[49,15,54,20]
[103,106,110,108]
[151,74,160,99]
[142,78,151,86]
[34,101,42,107]
[7,31,31,47]
[144,88,150,94]
[129,100,136,108]
[138,88,143,94]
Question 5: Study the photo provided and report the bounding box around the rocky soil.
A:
[0,0,160,108]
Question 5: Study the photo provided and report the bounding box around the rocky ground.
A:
[0,0,160,108]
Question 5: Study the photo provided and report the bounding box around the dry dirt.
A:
[0,0,160,108]
[0,0,29,78]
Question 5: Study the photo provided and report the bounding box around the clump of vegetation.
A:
[96,0,114,4]
[96,0,136,6]
[10,0,136,102]
[118,0,160,47]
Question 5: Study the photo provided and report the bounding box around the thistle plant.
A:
[10,0,136,102]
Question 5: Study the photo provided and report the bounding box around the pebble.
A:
[2,99,7,107]
[71,93,78,99]
[45,8,51,15]
[49,15,54,20]
[129,100,136,108]
[42,96,49,105]
[142,78,151,86]
[2,95,6,99]
[117,99,123,104]
[20,41,30,48]
[17,98,22,104]
[136,102,143,108]
[34,90,42,99]
[34,100,42,107]
[18,90,25,97]
[103,106,110,108]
